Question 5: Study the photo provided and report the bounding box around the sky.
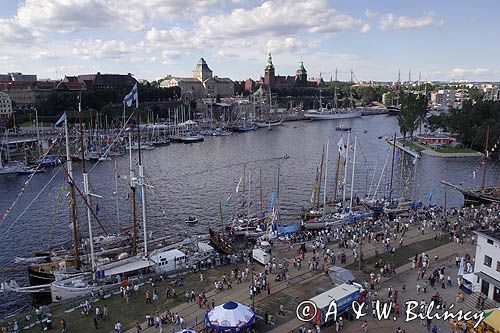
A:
[0,0,499,83]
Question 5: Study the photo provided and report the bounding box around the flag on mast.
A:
[123,83,138,108]
[337,137,346,158]
[235,176,242,193]
[54,112,67,127]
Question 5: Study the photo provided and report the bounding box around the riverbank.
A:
[395,138,484,158]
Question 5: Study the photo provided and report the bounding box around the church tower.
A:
[264,53,275,86]
[295,62,307,85]
[193,58,213,82]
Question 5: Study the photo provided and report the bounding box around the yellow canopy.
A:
[483,308,500,331]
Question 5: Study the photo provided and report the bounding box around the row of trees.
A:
[35,86,180,117]
[428,100,500,154]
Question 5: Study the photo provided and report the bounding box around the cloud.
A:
[31,51,58,60]
[266,37,318,55]
[14,0,231,33]
[72,39,136,60]
[0,18,42,45]
[451,67,491,76]
[197,0,365,40]
[161,50,183,65]
[16,0,121,33]
[366,10,444,30]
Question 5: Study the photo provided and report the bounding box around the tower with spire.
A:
[264,53,275,86]
[193,58,213,82]
[295,62,307,85]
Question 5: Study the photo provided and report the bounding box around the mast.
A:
[342,133,351,212]
[79,98,96,276]
[481,126,490,192]
[247,170,251,222]
[64,113,79,266]
[349,135,357,212]
[242,163,246,213]
[389,133,396,202]
[114,160,121,233]
[333,150,341,202]
[129,132,137,255]
[137,112,149,257]
[34,107,41,158]
[322,139,329,218]
[317,147,325,208]
[259,168,263,220]
[219,201,224,236]
[334,69,338,109]
[349,70,354,108]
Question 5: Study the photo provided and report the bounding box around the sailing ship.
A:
[208,228,235,255]
[441,128,499,205]
[305,70,362,120]
[255,86,283,128]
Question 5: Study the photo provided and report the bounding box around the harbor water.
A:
[0,115,498,316]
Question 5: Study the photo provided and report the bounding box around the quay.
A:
[11,205,485,333]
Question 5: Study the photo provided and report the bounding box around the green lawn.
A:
[346,236,451,279]
[433,147,478,154]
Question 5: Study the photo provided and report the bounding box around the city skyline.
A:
[0,0,499,82]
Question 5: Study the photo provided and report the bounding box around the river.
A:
[0,115,498,316]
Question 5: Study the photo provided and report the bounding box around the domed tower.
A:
[295,62,307,85]
[264,53,275,86]
[193,58,213,81]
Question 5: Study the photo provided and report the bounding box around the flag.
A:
[54,112,67,127]
[235,176,242,193]
[337,137,346,157]
[224,192,233,207]
[428,189,434,205]
[123,83,138,107]
[472,171,476,179]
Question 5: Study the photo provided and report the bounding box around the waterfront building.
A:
[0,72,37,82]
[245,53,322,91]
[415,134,456,147]
[0,92,13,120]
[430,89,460,110]
[160,58,234,98]
[0,81,58,107]
[483,86,500,101]
[76,72,137,91]
[472,230,500,303]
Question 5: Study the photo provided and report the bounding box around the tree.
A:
[397,93,427,139]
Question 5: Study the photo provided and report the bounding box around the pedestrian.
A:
[114,321,122,333]
[362,320,368,332]
[61,319,67,333]
[212,298,215,309]
[279,304,285,316]
[93,316,99,329]
[103,305,108,320]
[136,321,142,332]
[146,290,152,304]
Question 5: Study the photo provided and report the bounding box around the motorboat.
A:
[185,216,198,224]
[180,133,204,143]
[335,124,351,132]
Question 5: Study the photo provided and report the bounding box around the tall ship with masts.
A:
[442,127,500,205]
[305,70,362,120]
